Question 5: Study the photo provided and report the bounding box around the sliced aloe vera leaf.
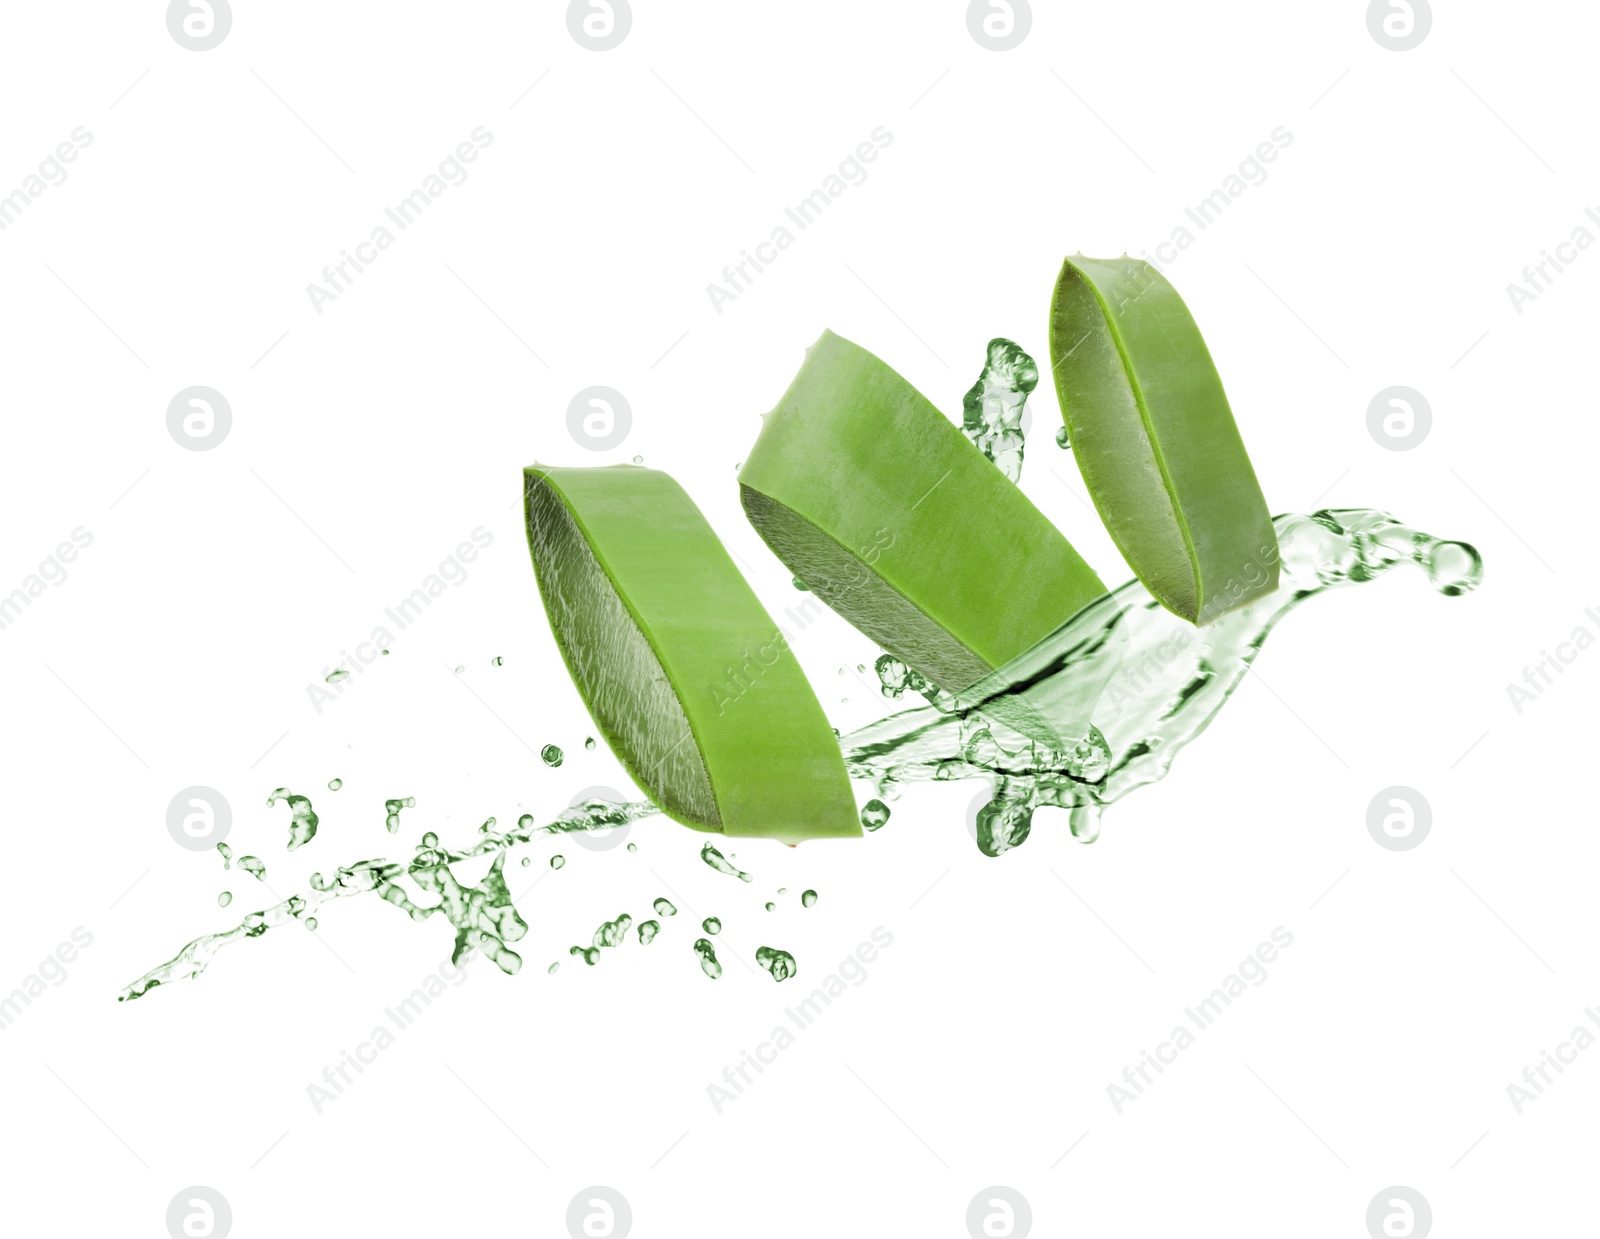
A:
[523,464,859,844]
[1048,255,1278,624]
[738,330,1107,693]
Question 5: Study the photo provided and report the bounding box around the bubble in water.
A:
[755,945,798,982]
[327,778,342,791]
[702,916,721,935]
[217,891,232,907]
[693,938,722,979]
[700,842,753,882]
[541,744,564,767]
[324,668,350,684]
[860,799,891,831]
[653,897,677,917]
[638,919,660,945]
[550,855,566,870]
[801,889,818,908]
[384,796,415,835]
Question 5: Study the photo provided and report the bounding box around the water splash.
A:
[118,797,660,1001]
[961,338,1038,482]
[267,788,320,851]
[842,510,1482,856]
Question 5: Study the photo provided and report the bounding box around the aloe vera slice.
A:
[1048,256,1278,623]
[523,464,859,843]
[739,330,1106,692]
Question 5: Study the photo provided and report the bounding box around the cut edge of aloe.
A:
[739,329,1108,693]
[524,464,861,843]
[1049,255,1278,625]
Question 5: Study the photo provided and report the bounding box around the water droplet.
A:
[324,668,350,684]
[653,897,676,917]
[764,901,775,912]
[755,946,798,982]
[421,832,438,848]
[454,665,465,674]
[700,842,753,882]
[637,920,660,944]
[801,889,818,908]
[593,912,633,949]
[304,917,317,931]
[1055,425,1071,449]
[216,842,232,870]
[702,916,721,935]
[384,796,415,834]
[547,961,560,974]
[550,855,566,870]
[792,576,810,591]
[1425,540,1484,596]
[632,454,644,464]
[693,938,722,979]
[267,788,320,851]
[541,744,564,767]
[239,856,266,881]
[517,813,535,829]
[491,656,504,666]
[217,891,232,907]
[584,736,596,751]
[626,841,637,852]
[570,945,601,966]
[520,856,531,867]
[327,777,342,791]
[860,799,891,831]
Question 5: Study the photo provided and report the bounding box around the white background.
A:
[0,2,1595,1236]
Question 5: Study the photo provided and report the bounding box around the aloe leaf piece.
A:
[738,330,1107,694]
[1048,255,1278,624]
[523,464,859,843]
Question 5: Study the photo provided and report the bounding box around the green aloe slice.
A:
[739,330,1106,693]
[523,464,859,844]
[1048,255,1278,624]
